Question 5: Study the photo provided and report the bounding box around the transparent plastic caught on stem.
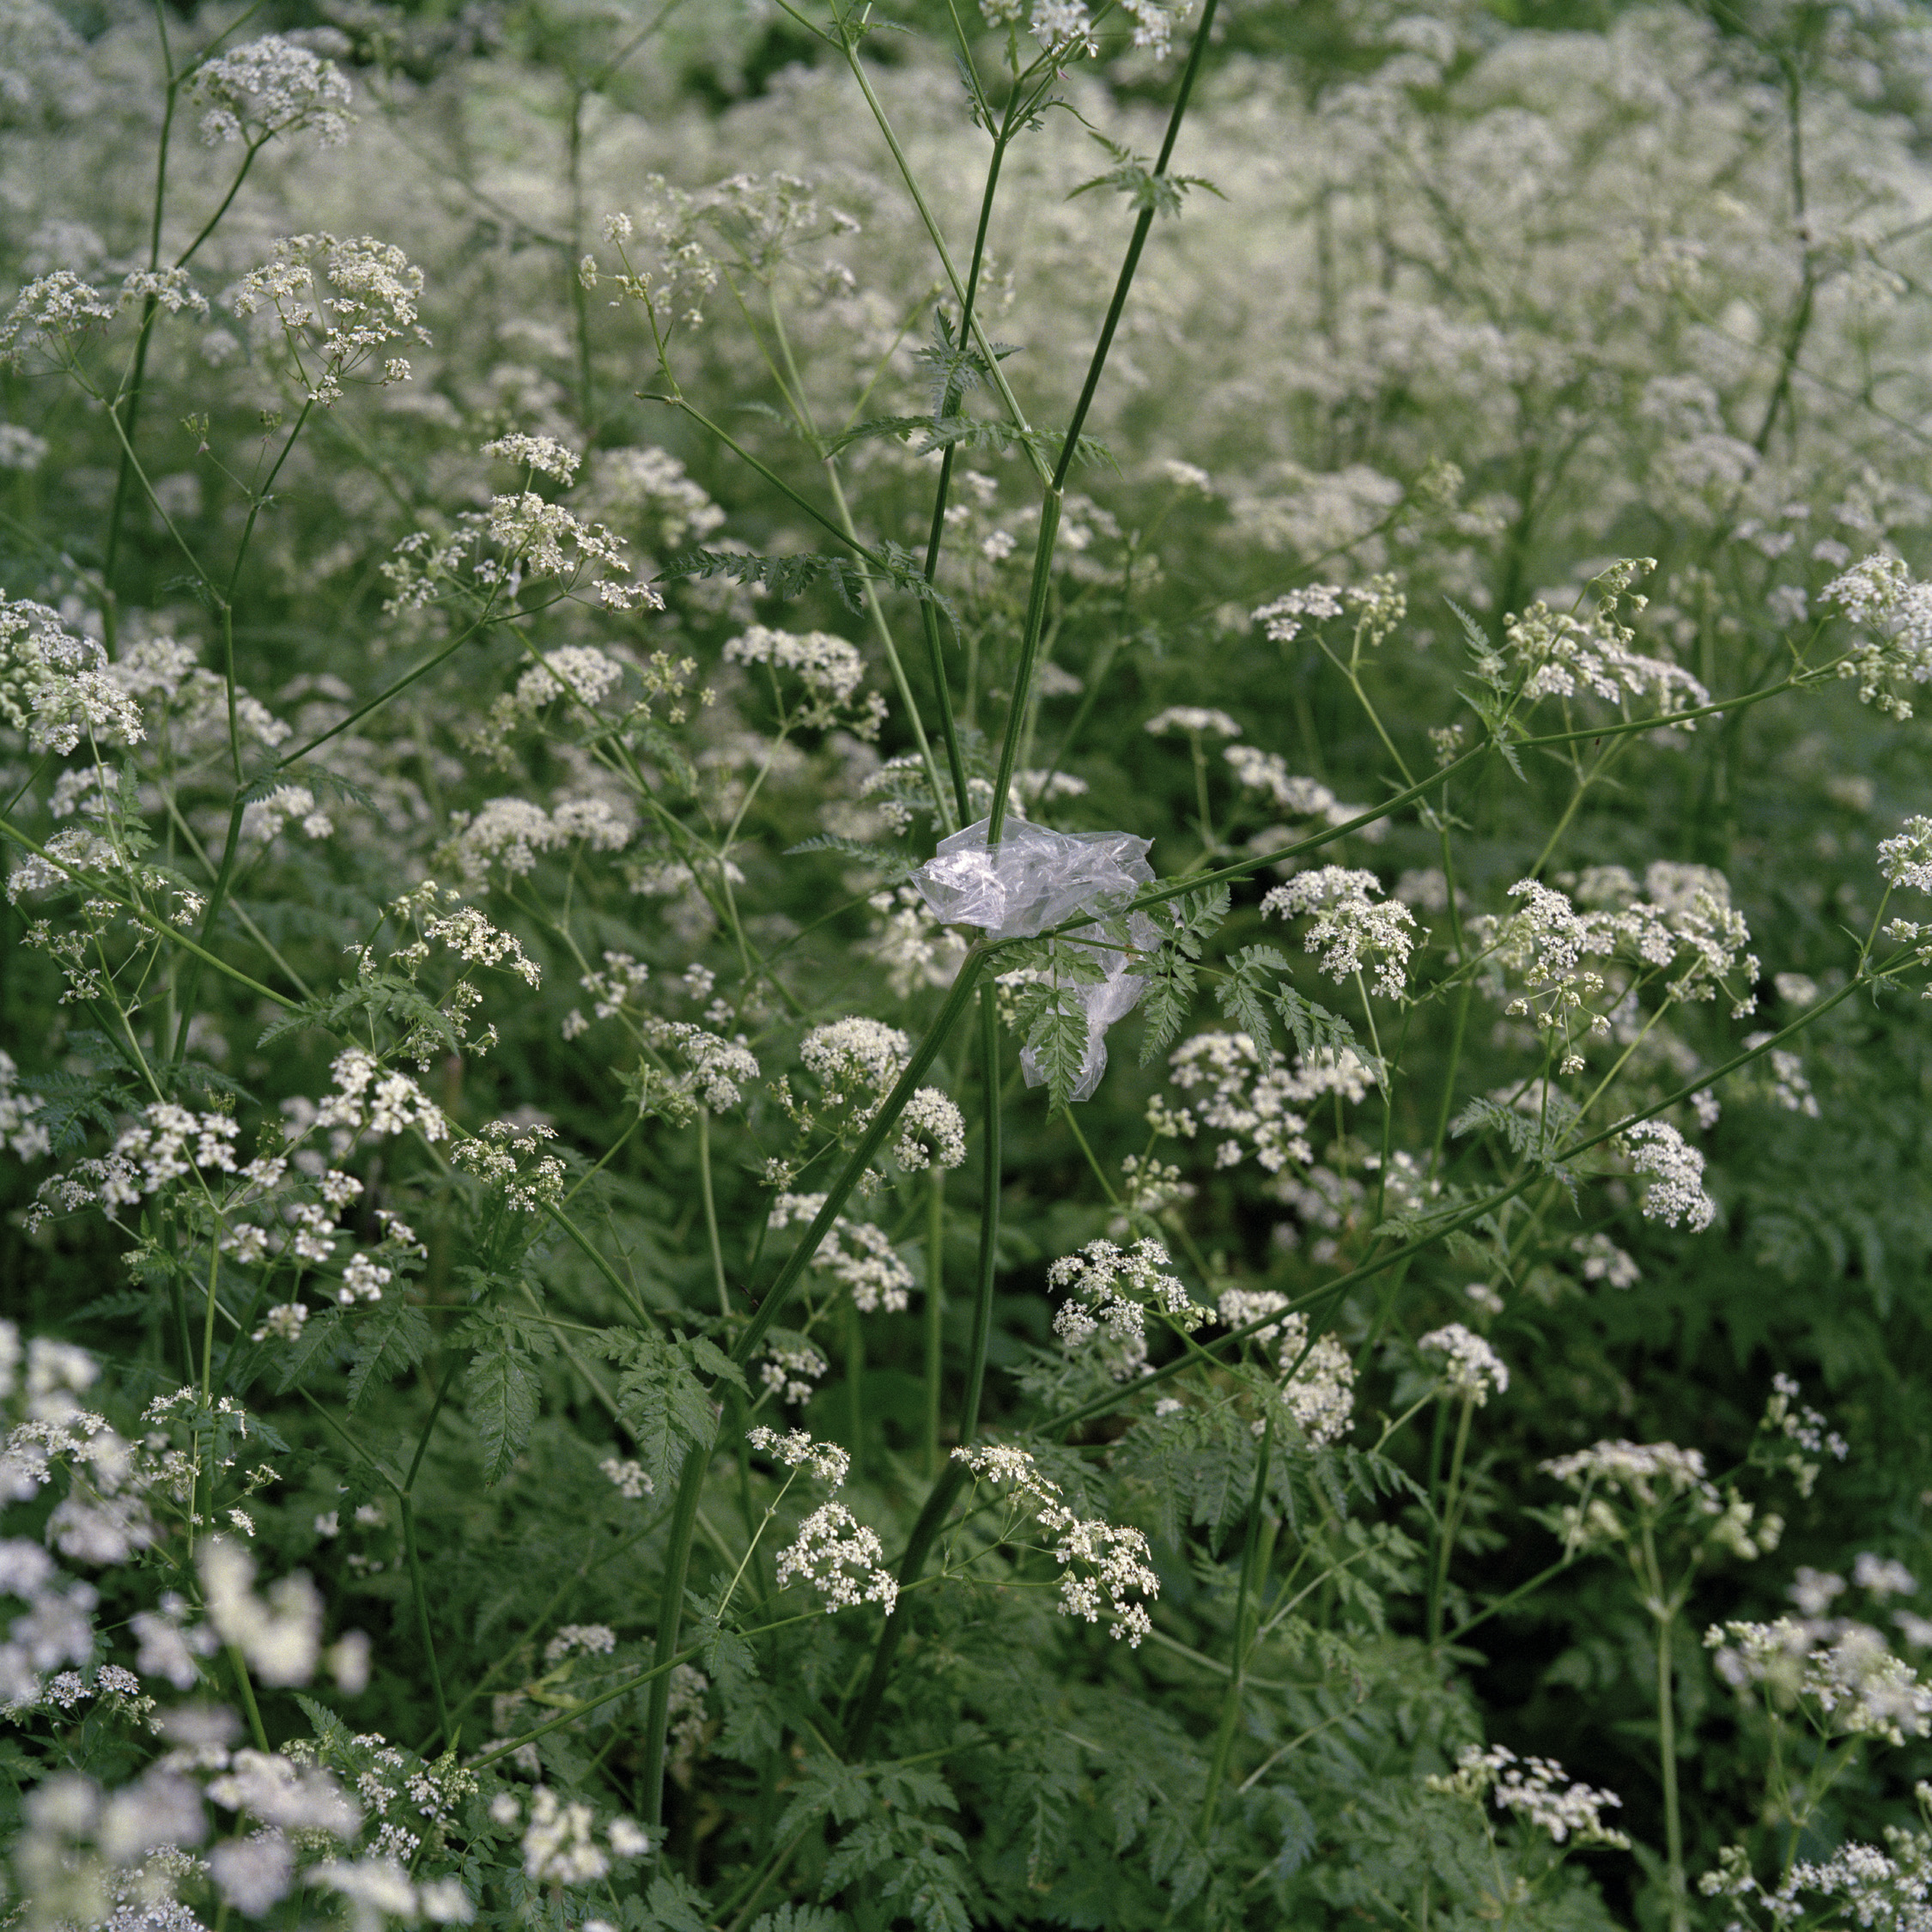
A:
[913,817,1160,1103]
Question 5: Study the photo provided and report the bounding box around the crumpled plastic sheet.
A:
[913,817,1159,1103]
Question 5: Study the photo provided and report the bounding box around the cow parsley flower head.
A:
[191,35,355,148]
[1705,1617,1932,1744]
[0,598,145,754]
[774,1502,898,1615]
[893,1088,967,1171]
[800,1017,909,1108]
[600,1457,652,1500]
[1156,1030,1377,1171]
[1216,1292,1358,1444]
[198,1537,321,1687]
[1048,1237,1206,1375]
[1856,1552,1919,1600]
[1822,556,1932,718]
[1879,816,1932,895]
[1418,1323,1510,1404]
[481,432,580,484]
[520,1785,607,1884]
[1262,866,1419,998]
[757,1343,829,1407]
[725,626,883,735]
[231,234,429,405]
[313,1048,449,1144]
[953,1444,1161,1643]
[1144,706,1240,738]
[639,1020,759,1115]
[1427,1745,1631,1849]
[0,273,115,366]
[1540,1440,1778,1558]
[1253,585,1344,643]
[746,1425,849,1487]
[1624,1118,1717,1230]
[768,1194,914,1313]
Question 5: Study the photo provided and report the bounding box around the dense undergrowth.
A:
[7,0,1932,1927]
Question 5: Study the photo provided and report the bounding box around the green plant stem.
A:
[1657,1603,1686,1931]
[911,85,1018,826]
[1426,1394,1475,1643]
[400,1495,452,1747]
[986,0,1222,844]
[698,1108,731,1318]
[641,948,989,1822]
[846,983,1004,1752]
[816,4,1049,482]
[924,1169,945,1477]
[198,1237,222,1400]
[845,1297,866,1473]
[227,1645,270,1753]
[960,981,1003,1443]
[1199,1416,1273,1838]
[719,1823,814,1932]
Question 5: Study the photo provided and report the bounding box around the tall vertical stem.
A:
[698,1108,731,1318]
[986,0,1222,845]
[642,1439,707,1831]
[1199,1417,1273,1838]
[845,981,1001,1753]
[1646,1521,1688,1932]
[923,1170,945,1476]
[401,1495,451,1746]
[845,1299,866,1473]
[1426,1394,1474,1643]
[959,983,1002,1443]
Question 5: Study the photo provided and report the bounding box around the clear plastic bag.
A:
[914,817,1159,1102]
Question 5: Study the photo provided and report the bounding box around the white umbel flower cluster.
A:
[640,1019,760,1114]
[774,1504,900,1616]
[451,1121,566,1212]
[796,1018,965,1171]
[1543,1438,1779,1561]
[952,1444,1161,1646]
[231,234,429,405]
[1426,1744,1631,1849]
[1623,1118,1717,1230]
[1705,1615,1932,1745]
[1155,1030,1379,1171]
[1213,1289,1356,1446]
[744,1428,897,1615]
[1048,1237,1207,1376]
[978,0,1188,57]
[1252,585,1344,643]
[481,432,580,484]
[1418,1323,1510,1404]
[1822,556,1932,719]
[746,1425,850,1487]
[1701,1832,1932,1932]
[724,625,884,735]
[1222,750,1374,835]
[1144,706,1240,738]
[0,597,144,755]
[769,1194,914,1313]
[315,1048,448,1144]
[1262,866,1419,999]
[190,35,354,148]
[1880,815,1932,895]
[444,795,635,882]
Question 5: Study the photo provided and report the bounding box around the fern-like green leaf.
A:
[346,1300,431,1410]
[613,1332,716,1494]
[466,1326,540,1486]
